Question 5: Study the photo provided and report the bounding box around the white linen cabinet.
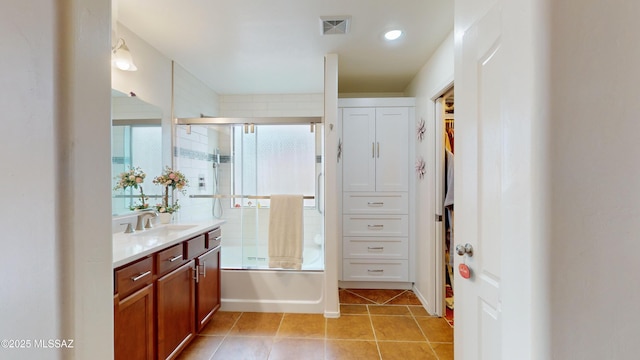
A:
[339,98,415,286]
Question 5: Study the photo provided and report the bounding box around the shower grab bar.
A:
[189,194,315,199]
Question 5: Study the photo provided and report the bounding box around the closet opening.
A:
[436,87,455,326]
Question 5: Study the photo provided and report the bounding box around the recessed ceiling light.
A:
[384,29,403,41]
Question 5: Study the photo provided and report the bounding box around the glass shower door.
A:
[234,124,318,269]
[175,121,324,270]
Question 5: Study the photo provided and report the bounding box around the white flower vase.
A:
[158,212,173,224]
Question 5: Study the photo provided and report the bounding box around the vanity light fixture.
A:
[112,38,138,71]
[384,29,403,41]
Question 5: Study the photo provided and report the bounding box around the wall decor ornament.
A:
[415,156,426,179]
[416,118,426,142]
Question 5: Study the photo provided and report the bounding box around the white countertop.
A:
[113,218,226,268]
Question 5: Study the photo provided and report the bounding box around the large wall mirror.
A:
[111,89,163,215]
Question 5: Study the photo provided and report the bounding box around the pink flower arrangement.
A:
[153,167,189,213]
[113,166,149,210]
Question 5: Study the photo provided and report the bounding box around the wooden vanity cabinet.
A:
[187,228,222,331]
[114,256,154,360]
[113,226,222,360]
[156,243,194,360]
[195,246,221,331]
[114,285,154,360]
[156,260,196,360]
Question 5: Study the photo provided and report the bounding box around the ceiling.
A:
[117,0,453,95]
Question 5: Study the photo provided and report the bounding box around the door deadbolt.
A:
[456,243,473,257]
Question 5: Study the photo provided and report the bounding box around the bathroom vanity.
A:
[113,219,225,360]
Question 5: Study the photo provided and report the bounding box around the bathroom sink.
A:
[132,224,198,237]
[164,224,198,231]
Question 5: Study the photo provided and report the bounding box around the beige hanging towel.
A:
[268,194,304,270]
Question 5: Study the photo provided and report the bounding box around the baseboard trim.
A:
[339,281,413,290]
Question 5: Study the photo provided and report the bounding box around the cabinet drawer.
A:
[206,227,222,249]
[342,259,409,282]
[185,234,207,259]
[343,237,408,259]
[156,243,185,276]
[343,215,408,237]
[115,256,153,298]
[343,192,408,214]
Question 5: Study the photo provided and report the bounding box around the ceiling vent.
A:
[320,16,351,35]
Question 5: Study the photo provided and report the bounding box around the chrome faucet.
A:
[136,210,158,231]
[120,222,134,234]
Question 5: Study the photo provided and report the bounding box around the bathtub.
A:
[219,244,325,313]
[220,244,324,270]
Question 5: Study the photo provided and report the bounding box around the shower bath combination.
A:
[175,117,326,313]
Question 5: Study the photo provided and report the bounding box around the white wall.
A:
[0,1,112,359]
[403,32,454,314]
[219,93,324,117]
[1,2,61,357]
[173,62,221,118]
[338,92,406,99]
[546,0,640,358]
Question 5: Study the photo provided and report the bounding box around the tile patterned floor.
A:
[178,289,453,360]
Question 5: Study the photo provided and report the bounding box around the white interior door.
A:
[455,4,503,359]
